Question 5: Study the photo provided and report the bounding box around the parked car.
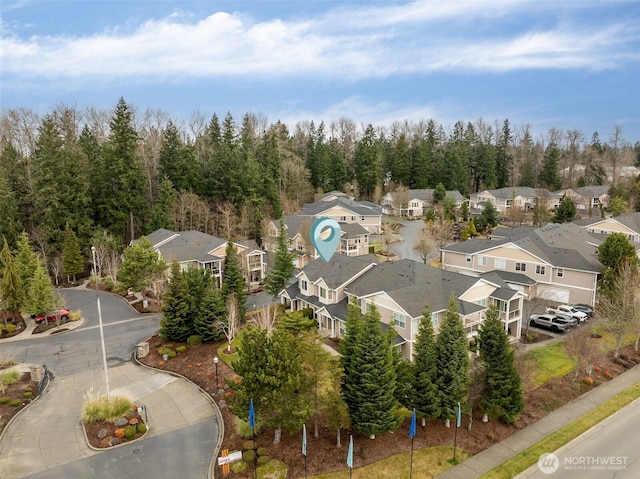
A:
[572,304,595,318]
[34,307,70,324]
[545,308,579,328]
[555,305,588,323]
[529,313,573,333]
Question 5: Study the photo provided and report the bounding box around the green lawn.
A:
[310,445,471,479]
[526,342,574,388]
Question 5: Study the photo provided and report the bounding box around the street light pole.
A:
[91,246,110,399]
[214,356,219,390]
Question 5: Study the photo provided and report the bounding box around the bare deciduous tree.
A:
[414,234,435,265]
[564,328,604,381]
[216,293,240,353]
[249,304,279,337]
[597,262,639,358]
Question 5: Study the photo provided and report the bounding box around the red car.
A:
[35,307,70,324]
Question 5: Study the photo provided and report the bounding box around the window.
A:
[475,298,486,307]
[515,262,526,272]
[431,312,439,328]
[366,302,373,312]
[361,216,365,221]
[300,279,308,291]
[319,287,327,298]
[466,255,472,263]
[494,258,506,269]
[351,216,356,221]
[339,321,346,336]
[340,216,347,221]
[393,312,406,328]
[536,265,546,275]
[557,268,564,278]
[478,256,487,266]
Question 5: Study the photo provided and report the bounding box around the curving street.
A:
[0,289,221,479]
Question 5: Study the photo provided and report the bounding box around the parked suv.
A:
[555,305,588,323]
[529,313,573,333]
[34,307,70,324]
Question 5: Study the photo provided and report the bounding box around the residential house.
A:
[556,186,610,215]
[469,187,561,213]
[313,190,355,202]
[381,189,466,217]
[146,228,266,290]
[574,211,640,244]
[440,223,603,306]
[263,216,371,268]
[280,256,524,360]
[299,197,383,233]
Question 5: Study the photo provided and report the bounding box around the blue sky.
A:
[1,0,639,142]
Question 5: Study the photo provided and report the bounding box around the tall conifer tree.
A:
[411,305,440,420]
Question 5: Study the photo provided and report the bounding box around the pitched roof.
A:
[340,222,369,238]
[153,230,226,264]
[300,254,377,289]
[145,228,178,246]
[443,223,603,272]
[300,198,382,217]
[349,259,492,317]
[571,185,610,198]
[474,187,540,200]
[574,211,640,232]
[387,189,465,203]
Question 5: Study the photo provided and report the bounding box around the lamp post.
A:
[91,246,110,399]
[214,356,219,390]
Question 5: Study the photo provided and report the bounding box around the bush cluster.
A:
[124,425,136,439]
[0,396,10,405]
[10,399,21,407]
[187,335,202,346]
[176,345,187,353]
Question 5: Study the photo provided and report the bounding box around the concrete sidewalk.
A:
[435,363,640,478]
[0,362,222,479]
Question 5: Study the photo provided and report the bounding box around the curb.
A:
[133,342,225,479]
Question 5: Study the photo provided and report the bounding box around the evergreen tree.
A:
[434,295,469,422]
[0,146,23,249]
[433,182,446,204]
[354,124,381,199]
[538,142,562,190]
[0,238,23,322]
[265,219,295,298]
[476,201,499,233]
[552,195,577,223]
[117,236,166,292]
[159,262,193,341]
[342,304,400,438]
[597,232,639,296]
[61,224,84,282]
[149,177,177,232]
[495,119,512,189]
[221,240,247,318]
[478,306,524,424]
[13,232,40,303]
[97,98,148,242]
[340,303,364,410]
[411,305,440,420]
[193,275,225,342]
[158,120,201,193]
[230,327,311,441]
[24,260,55,316]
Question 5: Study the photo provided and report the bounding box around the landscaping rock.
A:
[114,417,128,427]
[97,428,108,439]
[108,437,120,447]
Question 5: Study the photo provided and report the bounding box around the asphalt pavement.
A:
[0,289,223,479]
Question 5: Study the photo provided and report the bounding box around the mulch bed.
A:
[0,373,39,435]
[83,410,148,448]
[138,334,640,478]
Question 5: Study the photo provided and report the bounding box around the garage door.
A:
[538,286,570,304]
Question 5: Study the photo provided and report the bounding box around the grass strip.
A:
[480,381,640,479]
[311,445,471,479]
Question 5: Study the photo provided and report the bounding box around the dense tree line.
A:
[1,100,638,279]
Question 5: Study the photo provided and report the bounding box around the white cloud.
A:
[1,1,638,84]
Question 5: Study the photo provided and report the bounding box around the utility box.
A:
[136,342,150,358]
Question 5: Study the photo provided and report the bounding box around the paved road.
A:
[0,289,220,479]
[521,398,640,478]
[391,219,426,263]
[1,289,160,377]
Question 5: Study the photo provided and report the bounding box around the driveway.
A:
[390,218,426,263]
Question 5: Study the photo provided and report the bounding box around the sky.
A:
[1,0,639,142]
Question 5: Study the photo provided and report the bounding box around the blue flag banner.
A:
[346,435,353,469]
[302,424,307,456]
[456,402,461,428]
[409,408,417,439]
[249,398,255,430]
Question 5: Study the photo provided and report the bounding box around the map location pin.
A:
[310,218,341,262]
